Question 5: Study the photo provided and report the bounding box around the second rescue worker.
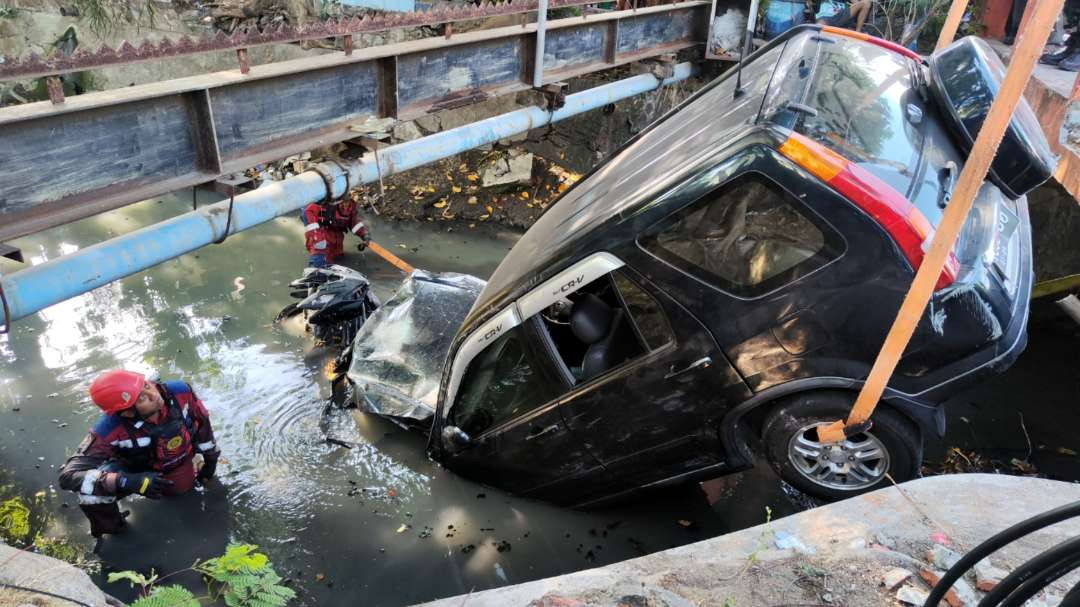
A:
[301,196,371,268]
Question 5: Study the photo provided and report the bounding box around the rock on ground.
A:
[0,541,111,607]
[482,152,533,187]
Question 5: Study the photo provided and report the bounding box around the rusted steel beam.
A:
[0,0,607,82]
[0,3,706,243]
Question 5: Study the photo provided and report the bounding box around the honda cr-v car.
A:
[351,25,1054,505]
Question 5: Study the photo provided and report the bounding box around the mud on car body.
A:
[411,26,1052,506]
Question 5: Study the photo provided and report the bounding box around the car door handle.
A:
[664,356,712,379]
[526,424,560,440]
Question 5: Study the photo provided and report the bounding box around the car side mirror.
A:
[441,425,471,452]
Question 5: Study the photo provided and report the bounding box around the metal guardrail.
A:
[0,0,595,82]
[0,2,707,243]
[0,63,696,327]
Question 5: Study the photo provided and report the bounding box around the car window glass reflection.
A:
[644,176,837,295]
[450,330,557,437]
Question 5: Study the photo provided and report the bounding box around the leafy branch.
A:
[108,543,295,607]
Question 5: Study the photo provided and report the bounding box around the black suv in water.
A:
[364,26,1053,505]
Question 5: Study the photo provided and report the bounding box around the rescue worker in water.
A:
[58,370,220,538]
[302,195,371,267]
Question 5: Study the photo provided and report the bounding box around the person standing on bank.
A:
[301,195,371,268]
[58,370,220,538]
[815,0,871,32]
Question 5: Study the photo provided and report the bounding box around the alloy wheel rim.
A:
[786,422,891,491]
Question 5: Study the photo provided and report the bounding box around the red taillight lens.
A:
[778,132,958,290]
[820,26,923,62]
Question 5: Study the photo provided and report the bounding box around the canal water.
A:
[0,193,806,606]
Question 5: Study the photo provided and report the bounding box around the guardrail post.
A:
[533,0,549,87]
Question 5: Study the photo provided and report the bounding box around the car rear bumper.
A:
[904,198,1033,403]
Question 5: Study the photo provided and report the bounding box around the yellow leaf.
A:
[467,174,479,181]
[434,201,447,209]
[468,223,476,228]
[479,214,490,220]
[520,192,529,199]
[467,196,478,205]
[452,186,462,193]
[485,205,493,213]
[557,183,568,193]
[426,186,435,193]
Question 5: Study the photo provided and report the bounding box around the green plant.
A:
[196,544,295,607]
[0,6,18,18]
[0,496,31,543]
[71,0,157,36]
[131,585,200,607]
[109,544,295,607]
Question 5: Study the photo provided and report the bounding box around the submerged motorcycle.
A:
[276,265,381,367]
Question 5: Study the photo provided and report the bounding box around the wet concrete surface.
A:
[0,192,1077,606]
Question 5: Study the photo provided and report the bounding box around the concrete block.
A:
[897,584,929,606]
[926,545,963,570]
[481,152,532,187]
[414,113,442,134]
[881,567,913,590]
[393,121,424,142]
[974,559,1007,592]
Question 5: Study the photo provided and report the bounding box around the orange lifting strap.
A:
[817,0,1066,444]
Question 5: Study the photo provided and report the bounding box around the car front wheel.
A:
[761,391,922,501]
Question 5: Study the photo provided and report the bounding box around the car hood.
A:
[346,270,486,421]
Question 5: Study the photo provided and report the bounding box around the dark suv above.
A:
[357,25,1053,505]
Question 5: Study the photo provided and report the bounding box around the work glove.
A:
[116,471,173,499]
[197,451,220,485]
[355,225,371,251]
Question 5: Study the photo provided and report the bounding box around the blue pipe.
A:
[0,62,694,325]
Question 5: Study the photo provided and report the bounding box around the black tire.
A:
[760,391,922,501]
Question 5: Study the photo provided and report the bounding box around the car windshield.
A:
[796,37,924,202]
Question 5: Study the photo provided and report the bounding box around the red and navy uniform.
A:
[58,381,219,535]
[302,199,368,267]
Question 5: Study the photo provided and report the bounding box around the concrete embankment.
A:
[417,474,1080,607]
[0,541,115,607]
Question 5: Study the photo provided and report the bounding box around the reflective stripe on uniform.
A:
[314,240,327,250]
[197,441,216,451]
[77,493,116,505]
[109,436,151,448]
[352,222,365,234]
[305,223,320,232]
[80,469,102,495]
[138,476,150,494]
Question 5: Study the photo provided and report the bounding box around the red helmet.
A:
[89,370,145,414]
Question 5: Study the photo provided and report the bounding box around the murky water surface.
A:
[0,194,804,606]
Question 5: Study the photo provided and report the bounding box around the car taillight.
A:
[820,25,923,62]
[778,131,958,290]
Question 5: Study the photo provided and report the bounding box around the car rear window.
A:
[640,173,843,297]
[797,37,924,199]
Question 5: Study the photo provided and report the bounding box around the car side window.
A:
[537,270,672,386]
[640,173,842,296]
[611,270,674,351]
[449,326,560,438]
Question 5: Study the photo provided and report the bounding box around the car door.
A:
[440,318,608,504]
[547,267,753,499]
